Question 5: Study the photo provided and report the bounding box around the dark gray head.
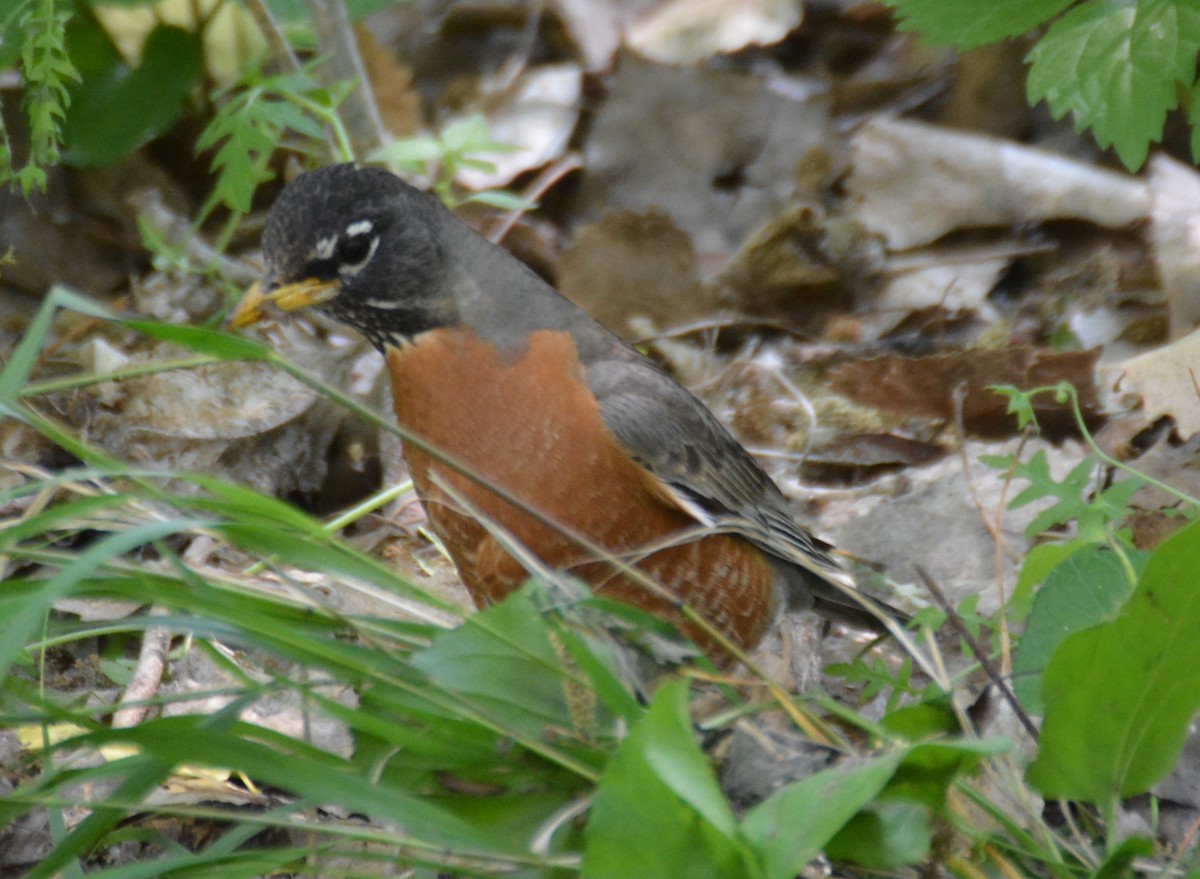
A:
[260,164,457,349]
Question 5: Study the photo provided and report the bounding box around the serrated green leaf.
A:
[886,0,1072,48]
[1027,0,1200,170]
[1028,519,1200,800]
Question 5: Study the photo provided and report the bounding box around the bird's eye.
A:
[338,234,370,264]
[336,231,378,273]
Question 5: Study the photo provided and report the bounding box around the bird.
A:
[228,163,900,666]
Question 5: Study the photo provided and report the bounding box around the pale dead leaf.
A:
[94,0,264,85]
[1148,154,1200,339]
[846,118,1149,251]
[1106,329,1200,439]
[629,0,802,64]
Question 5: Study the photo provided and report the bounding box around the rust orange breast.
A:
[385,327,779,661]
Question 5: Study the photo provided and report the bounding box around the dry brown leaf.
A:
[719,202,840,301]
[357,24,423,137]
[829,346,1101,436]
[557,209,718,337]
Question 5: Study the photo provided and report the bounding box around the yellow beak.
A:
[227,277,341,329]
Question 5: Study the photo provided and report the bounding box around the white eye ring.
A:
[338,233,380,275]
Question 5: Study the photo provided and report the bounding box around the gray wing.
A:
[582,356,890,626]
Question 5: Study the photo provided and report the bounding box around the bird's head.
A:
[229,164,456,348]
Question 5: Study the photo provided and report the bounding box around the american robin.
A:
[229,164,899,664]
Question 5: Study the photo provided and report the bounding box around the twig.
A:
[951,381,1023,678]
[307,0,388,157]
[111,606,172,729]
[242,0,302,74]
[916,566,1039,742]
[485,152,584,244]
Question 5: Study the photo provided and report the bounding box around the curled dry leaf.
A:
[628,0,801,64]
[829,346,1102,437]
[863,253,1009,339]
[83,322,370,499]
[846,118,1150,251]
[718,202,842,304]
[1106,328,1200,440]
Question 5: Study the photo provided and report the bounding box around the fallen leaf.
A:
[1106,329,1200,440]
[557,208,718,337]
[846,118,1149,251]
[829,346,1102,436]
[629,0,801,64]
[1148,154,1200,339]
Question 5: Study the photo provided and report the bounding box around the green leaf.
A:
[0,518,201,690]
[886,0,1072,49]
[410,587,577,741]
[0,1,30,69]
[1012,546,1143,715]
[123,319,272,361]
[1027,0,1200,170]
[197,67,340,212]
[741,751,903,879]
[16,0,80,193]
[62,23,202,166]
[0,285,113,401]
[881,696,959,740]
[825,800,932,868]
[1028,519,1200,800]
[463,190,537,211]
[583,680,748,879]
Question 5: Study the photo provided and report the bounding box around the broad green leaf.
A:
[886,0,1072,48]
[889,739,1008,808]
[1028,519,1200,800]
[1027,0,1200,170]
[880,696,958,740]
[825,801,932,868]
[1012,546,1142,715]
[742,751,903,879]
[62,23,203,166]
[583,681,748,879]
[411,587,577,741]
